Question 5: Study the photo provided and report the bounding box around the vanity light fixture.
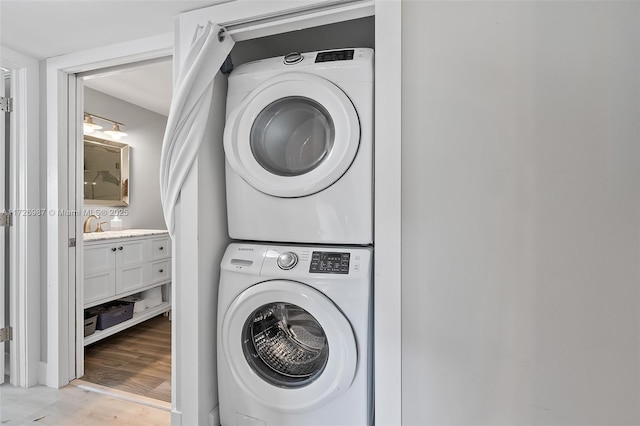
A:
[103,122,128,141]
[84,112,128,140]
[83,114,102,133]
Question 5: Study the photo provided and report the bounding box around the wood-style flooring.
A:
[82,314,171,403]
[0,381,170,425]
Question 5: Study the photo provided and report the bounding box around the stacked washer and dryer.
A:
[218,48,374,426]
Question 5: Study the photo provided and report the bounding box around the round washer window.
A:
[250,97,335,177]
[242,302,329,388]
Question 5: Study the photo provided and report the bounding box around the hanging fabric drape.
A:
[160,22,235,235]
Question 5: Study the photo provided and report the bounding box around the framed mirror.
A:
[84,135,130,206]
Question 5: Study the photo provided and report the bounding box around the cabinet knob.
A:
[111,247,117,252]
[159,269,164,273]
[118,246,124,250]
[159,246,164,251]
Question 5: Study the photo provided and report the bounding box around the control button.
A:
[283,52,303,65]
[277,252,298,270]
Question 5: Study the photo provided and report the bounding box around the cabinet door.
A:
[84,243,117,305]
[115,240,147,294]
[117,240,145,267]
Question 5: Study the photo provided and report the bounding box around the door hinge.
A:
[0,211,12,227]
[0,96,13,113]
[69,237,76,248]
[0,326,12,343]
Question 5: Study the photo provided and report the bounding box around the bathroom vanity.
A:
[83,229,171,345]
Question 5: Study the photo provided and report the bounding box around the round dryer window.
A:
[250,97,335,177]
[223,73,360,198]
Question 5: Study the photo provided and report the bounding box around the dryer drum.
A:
[250,96,335,177]
[243,302,329,387]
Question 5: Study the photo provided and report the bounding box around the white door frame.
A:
[373,3,402,424]
[0,46,40,388]
[1,65,6,386]
[44,33,174,387]
[46,1,400,424]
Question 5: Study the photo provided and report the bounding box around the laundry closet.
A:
[167,4,379,424]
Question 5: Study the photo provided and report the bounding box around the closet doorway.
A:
[77,58,173,404]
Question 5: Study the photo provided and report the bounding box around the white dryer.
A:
[223,48,373,244]
[217,243,372,426]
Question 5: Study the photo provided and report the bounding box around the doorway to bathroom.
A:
[76,58,173,404]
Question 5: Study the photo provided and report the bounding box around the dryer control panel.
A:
[315,49,355,63]
[309,251,350,274]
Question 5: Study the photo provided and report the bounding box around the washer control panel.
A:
[222,244,371,278]
[310,251,350,274]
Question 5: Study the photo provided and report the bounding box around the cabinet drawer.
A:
[151,237,171,260]
[149,259,171,284]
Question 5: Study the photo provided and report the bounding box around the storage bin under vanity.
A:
[88,301,135,330]
[84,312,98,337]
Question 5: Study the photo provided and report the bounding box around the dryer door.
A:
[220,279,358,412]
[224,72,360,198]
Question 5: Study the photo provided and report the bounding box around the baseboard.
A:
[38,361,47,386]
[171,408,183,425]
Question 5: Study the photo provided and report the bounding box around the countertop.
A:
[83,229,169,242]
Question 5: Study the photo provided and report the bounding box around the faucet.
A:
[84,215,99,233]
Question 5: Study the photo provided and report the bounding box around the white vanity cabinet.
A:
[83,231,171,345]
[84,239,147,304]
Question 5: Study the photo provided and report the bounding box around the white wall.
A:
[83,87,167,230]
[401,1,639,424]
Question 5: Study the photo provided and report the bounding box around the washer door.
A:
[224,72,360,198]
[220,280,358,412]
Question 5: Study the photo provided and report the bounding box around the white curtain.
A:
[160,22,235,235]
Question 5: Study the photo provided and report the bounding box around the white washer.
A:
[217,243,372,426]
[223,48,373,244]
